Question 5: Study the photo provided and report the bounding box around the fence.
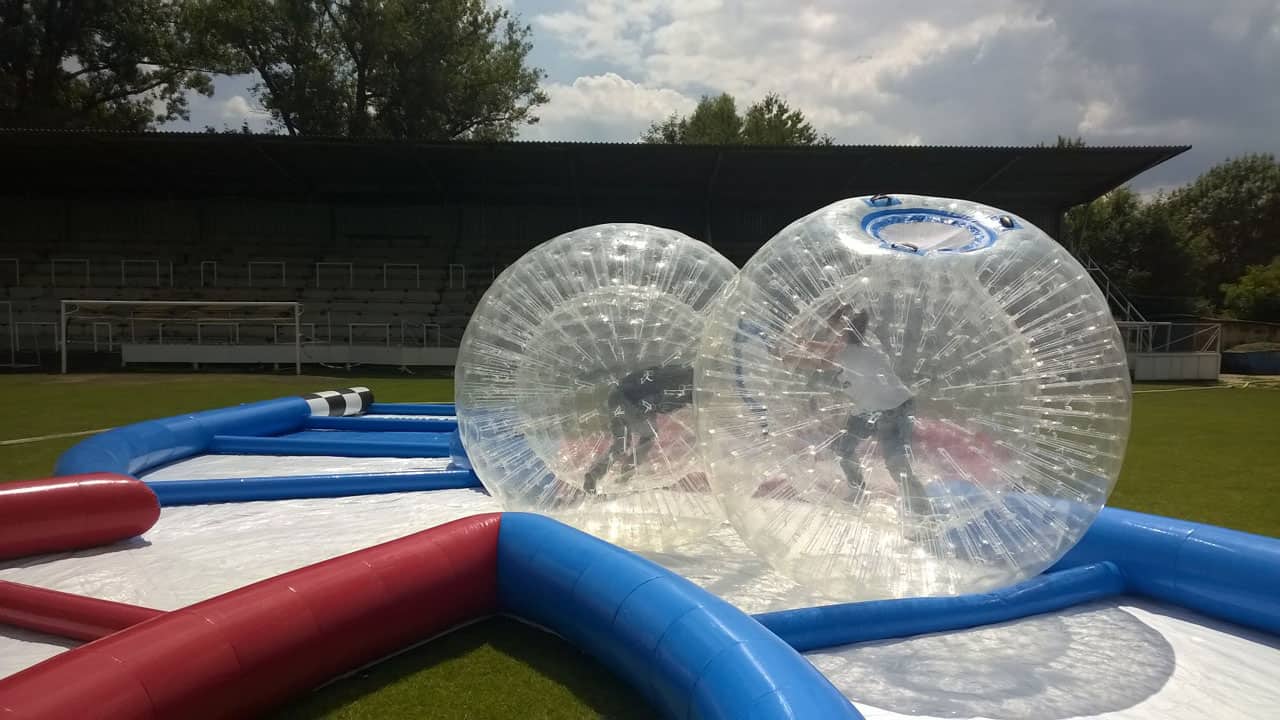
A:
[1118,321,1221,381]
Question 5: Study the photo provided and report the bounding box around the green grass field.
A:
[1,372,1277,719]
[272,618,651,720]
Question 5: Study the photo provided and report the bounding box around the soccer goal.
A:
[59,300,305,374]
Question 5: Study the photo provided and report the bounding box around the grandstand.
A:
[0,131,1188,372]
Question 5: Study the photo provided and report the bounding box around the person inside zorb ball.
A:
[455,223,737,551]
[696,194,1132,601]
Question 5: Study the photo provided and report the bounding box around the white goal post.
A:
[60,300,304,375]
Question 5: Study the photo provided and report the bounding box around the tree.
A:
[642,92,831,145]
[1221,257,1280,321]
[1039,135,1086,148]
[1166,154,1280,306]
[197,0,547,140]
[1064,187,1202,315]
[0,0,218,130]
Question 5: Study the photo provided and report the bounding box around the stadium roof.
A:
[0,130,1187,211]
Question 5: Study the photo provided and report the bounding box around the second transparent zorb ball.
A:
[456,223,736,550]
[696,195,1131,600]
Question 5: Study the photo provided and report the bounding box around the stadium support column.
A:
[59,300,67,374]
[294,303,302,375]
[706,150,722,245]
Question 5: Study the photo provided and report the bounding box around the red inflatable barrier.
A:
[0,513,502,720]
[0,474,160,561]
[0,581,162,642]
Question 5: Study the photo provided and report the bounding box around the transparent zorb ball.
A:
[455,223,737,550]
[696,195,1131,600]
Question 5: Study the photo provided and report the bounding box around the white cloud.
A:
[526,0,1280,188]
[525,73,696,141]
[220,95,256,122]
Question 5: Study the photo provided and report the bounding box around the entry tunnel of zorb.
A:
[1,199,1279,720]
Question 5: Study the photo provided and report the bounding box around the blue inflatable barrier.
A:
[755,562,1124,652]
[147,469,481,506]
[208,432,452,458]
[56,397,312,476]
[497,512,860,720]
[367,402,457,416]
[1054,507,1280,636]
[305,414,458,433]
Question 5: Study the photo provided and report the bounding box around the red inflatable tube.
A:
[0,581,162,642]
[0,513,502,720]
[0,474,160,561]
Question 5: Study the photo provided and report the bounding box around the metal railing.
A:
[1079,251,1147,323]
[1117,321,1221,354]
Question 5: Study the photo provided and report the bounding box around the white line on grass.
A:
[0,428,113,446]
[1132,385,1233,395]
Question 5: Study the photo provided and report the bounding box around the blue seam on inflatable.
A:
[305,415,458,433]
[367,402,457,416]
[146,469,481,506]
[754,561,1125,653]
[207,432,451,458]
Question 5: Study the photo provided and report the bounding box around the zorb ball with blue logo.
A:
[455,223,737,551]
[695,194,1131,600]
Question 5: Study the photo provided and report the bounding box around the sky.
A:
[169,0,1280,193]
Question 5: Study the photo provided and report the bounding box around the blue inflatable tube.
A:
[367,402,457,416]
[56,397,312,477]
[208,432,452,458]
[497,512,859,720]
[755,561,1124,652]
[1054,507,1280,636]
[305,415,457,433]
[147,469,481,506]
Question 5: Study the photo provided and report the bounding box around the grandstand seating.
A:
[1,198,737,365]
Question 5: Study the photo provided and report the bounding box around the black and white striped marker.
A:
[302,387,374,417]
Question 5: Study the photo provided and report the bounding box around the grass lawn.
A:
[0,372,1277,719]
[272,618,652,720]
[1113,385,1280,536]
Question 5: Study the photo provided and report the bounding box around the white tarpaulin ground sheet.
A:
[142,454,454,480]
[3,454,1278,718]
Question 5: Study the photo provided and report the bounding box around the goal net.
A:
[60,300,304,373]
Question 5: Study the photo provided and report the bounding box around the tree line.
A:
[1,0,545,139]
[1065,153,1280,322]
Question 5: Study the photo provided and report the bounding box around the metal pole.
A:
[3,301,14,367]
[59,301,68,374]
[294,303,302,375]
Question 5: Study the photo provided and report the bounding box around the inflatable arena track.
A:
[2,389,1279,719]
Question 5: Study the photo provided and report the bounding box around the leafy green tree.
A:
[1167,154,1280,306]
[741,93,832,145]
[1222,257,1280,321]
[1064,187,1202,315]
[197,0,547,140]
[1039,135,1086,148]
[0,0,218,130]
[642,92,831,145]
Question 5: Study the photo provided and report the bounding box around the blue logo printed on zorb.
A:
[861,208,1006,255]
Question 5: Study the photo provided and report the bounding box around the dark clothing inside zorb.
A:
[583,364,694,493]
[616,364,694,411]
